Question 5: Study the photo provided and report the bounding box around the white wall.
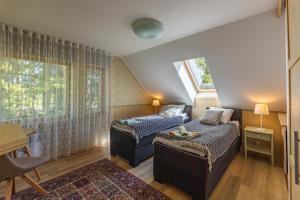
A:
[124,10,286,111]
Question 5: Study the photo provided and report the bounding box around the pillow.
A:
[159,108,177,118]
[199,110,224,126]
[168,104,185,113]
[159,105,169,115]
[159,104,185,115]
[209,107,234,124]
[171,108,182,116]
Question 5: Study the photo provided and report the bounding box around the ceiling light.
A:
[132,18,164,40]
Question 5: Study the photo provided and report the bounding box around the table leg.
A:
[5,178,13,200]
[244,132,248,159]
[271,136,274,165]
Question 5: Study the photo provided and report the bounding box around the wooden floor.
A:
[0,147,288,200]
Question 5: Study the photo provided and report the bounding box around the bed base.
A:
[153,138,240,200]
[110,128,156,167]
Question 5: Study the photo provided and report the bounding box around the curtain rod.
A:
[0,22,112,56]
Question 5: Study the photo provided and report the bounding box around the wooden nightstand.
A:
[244,126,274,165]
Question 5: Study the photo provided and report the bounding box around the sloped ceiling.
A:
[124,10,286,112]
[0,0,277,56]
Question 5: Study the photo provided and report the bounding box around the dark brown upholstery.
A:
[0,154,45,182]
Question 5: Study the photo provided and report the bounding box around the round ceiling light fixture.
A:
[132,18,164,40]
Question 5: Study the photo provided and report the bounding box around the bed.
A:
[153,108,242,200]
[110,105,192,167]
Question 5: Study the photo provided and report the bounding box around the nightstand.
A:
[244,126,274,165]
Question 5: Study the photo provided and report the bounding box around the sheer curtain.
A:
[0,24,112,160]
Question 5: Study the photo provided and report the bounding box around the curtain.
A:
[0,24,112,160]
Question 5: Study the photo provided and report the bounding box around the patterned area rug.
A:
[9,159,170,200]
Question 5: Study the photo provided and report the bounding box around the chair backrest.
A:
[0,154,21,182]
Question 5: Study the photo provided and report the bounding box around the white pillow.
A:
[168,104,185,113]
[209,107,234,124]
[172,108,182,116]
[159,108,177,118]
[159,104,185,115]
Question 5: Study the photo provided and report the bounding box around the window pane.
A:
[0,58,66,121]
[187,57,215,89]
[86,69,101,111]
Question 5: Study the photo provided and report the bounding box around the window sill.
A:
[195,92,218,99]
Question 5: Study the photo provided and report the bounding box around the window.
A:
[0,58,67,121]
[174,57,215,93]
[86,69,101,111]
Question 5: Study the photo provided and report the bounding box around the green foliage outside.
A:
[0,58,66,121]
[0,58,101,121]
[195,57,214,89]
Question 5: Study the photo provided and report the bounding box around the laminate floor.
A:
[0,147,288,200]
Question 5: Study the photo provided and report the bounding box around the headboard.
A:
[226,108,242,133]
[183,105,192,121]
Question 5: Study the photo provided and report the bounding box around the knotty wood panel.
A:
[192,97,221,119]
[111,104,154,120]
[242,110,283,165]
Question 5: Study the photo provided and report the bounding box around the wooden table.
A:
[24,128,37,137]
[0,124,27,156]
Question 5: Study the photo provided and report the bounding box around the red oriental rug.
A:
[8,158,170,200]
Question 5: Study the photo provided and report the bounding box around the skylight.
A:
[174,57,215,94]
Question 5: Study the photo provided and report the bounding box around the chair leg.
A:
[12,178,16,194]
[20,175,47,196]
[12,151,17,158]
[23,146,41,181]
[5,178,13,200]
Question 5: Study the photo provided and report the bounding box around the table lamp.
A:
[152,100,160,114]
[254,104,269,130]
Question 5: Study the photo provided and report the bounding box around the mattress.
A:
[154,120,240,170]
[111,114,189,136]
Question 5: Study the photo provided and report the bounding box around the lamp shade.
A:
[254,104,269,115]
[152,100,160,106]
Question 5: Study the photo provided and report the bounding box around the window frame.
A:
[182,60,216,93]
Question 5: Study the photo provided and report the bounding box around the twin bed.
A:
[153,108,242,200]
[110,106,242,200]
[110,105,192,167]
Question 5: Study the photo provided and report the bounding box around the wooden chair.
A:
[0,154,47,200]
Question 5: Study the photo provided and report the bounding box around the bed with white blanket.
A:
[153,108,242,200]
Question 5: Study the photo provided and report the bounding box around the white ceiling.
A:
[0,0,277,56]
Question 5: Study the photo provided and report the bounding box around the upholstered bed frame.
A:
[153,108,242,200]
[110,105,192,167]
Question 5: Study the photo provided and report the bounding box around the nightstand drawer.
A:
[246,131,271,141]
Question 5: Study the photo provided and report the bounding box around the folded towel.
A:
[167,125,201,140]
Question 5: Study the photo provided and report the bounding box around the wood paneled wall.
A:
[111,104,154,120]
[192,96,221,119]
[242,110,283,164]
